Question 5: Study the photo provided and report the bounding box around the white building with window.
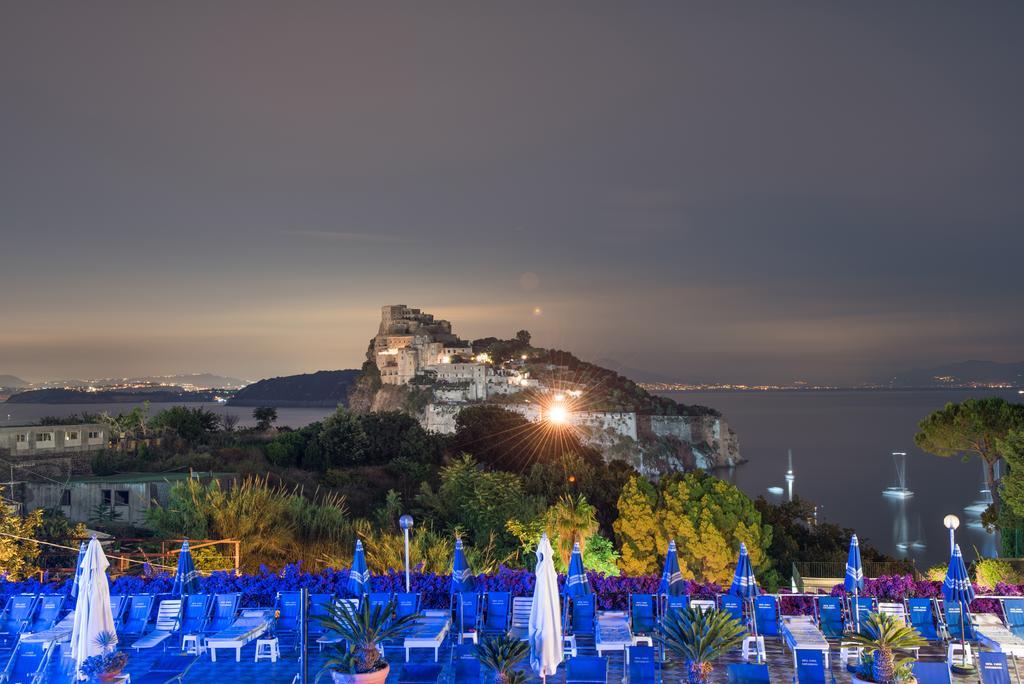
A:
[0,422,107,455]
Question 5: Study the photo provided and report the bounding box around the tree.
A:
[417,455,542,555]
[0,488,43,580]
[150,406,219,444]
[252,406,278,431]
[915,398,1024,516]
[359,411,443,465]
[515,330,531,346]
[219,413,240,432]
[612,473,771,584]
[544,494,598,567]
[315,409,368,470]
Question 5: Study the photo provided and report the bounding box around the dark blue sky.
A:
[2,3,1021,383]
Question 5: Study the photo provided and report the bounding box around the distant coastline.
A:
[643,383,1022,393]
[3,388,230,404]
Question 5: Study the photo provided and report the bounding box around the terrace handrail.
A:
[795,560,920,581]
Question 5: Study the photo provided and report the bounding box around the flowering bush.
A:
[3,569,1013,615]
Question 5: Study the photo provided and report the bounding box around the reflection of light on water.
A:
[767,486,784,495]
[882,452,914,498]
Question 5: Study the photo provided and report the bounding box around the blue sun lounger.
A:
[452,642,481,683]
[131,654,198,684]
[727,663,770,684]
[368,592,392,617]
[754,595,780,637]
[568,594,597,638]
[274,590,303,646]
[626,645,659,683]
[906,598,941,642]
[132,598,183,650]
[567,655,608,684]
[943,603,976,641]
[120,595,157,637]
[850,597,876,636]
[719,594,745,625]
[109,594,128,631]
[662,594,689,620]
[306,593,335,641]
[630,594,657,637]
[179,594,212,637]
[481,592,511,634]
[396,592,421,620]
[204,594,240,634]
[1003,599,1024,639]
[795,648,833,684]
[910,661,952,684]
[980,651,1013,684]
[26,595,64,634]
[454,592,480,643]
[403,610,449,662]
[0,640,52,684]
[0,595,38,648]
[815,597,845,639]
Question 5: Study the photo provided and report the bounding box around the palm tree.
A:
[316,598,420,678]
[475,633,530,684]
[848,612,926,683]
[657,607,746,684]
[546,494,598,567]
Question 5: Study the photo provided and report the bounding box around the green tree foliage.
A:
[150,406,220,444]
[613,473,770,584]
[544,494,599,567]
[315,409,369,470]
[522,451,635,536]
[996,429,1024,554]
[417,455,542,556]
[755,496,902,591]
[915,398,1024,516]
[360,411,443,465]
[0,488,43,580]
[252,406,278,430]
[265,423,323,468]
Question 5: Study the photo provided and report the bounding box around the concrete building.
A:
[0,422,107,455]
[20,471,233,528]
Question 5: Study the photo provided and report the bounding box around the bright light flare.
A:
[546,403,569,425]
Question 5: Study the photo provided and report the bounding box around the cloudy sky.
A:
[2,2,1021,384]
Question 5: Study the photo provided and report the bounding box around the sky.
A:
[1,2,1022,385]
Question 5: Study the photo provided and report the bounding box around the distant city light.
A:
[441,355,452,364]
[475,353,492,364]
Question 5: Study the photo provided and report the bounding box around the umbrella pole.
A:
[854,588,859,635]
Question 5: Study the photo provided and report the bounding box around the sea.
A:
[4,388,1019,566]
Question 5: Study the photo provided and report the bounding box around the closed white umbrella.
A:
[529,533,563,680]
[70,538,116,680]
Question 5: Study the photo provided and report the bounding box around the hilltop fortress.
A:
[358,304,742,473]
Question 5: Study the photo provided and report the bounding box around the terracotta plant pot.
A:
[99,669,125,683]
[329,664,390,684]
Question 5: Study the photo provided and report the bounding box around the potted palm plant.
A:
[315,598,420,684]
[848,612,927,684]
[476,633,530,684]
[79,631,129,682]
[657,606,747,684]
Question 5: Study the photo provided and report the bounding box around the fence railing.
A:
[36,538,240,579]
[794,559,919,581]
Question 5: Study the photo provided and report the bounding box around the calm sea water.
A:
[4,389,1019,565]
[655,388,1023,566]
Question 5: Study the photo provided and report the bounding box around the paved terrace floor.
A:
[41,634,992,683]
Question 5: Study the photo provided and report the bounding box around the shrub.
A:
[974,558,1022,589]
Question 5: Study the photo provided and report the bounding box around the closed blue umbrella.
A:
[565,541,592,597]
[69,542,87,600]
[450,539,475,595]
[659,540,685,596]
[171,539,200,597]
[729,542,760,649]
[943,544,975,666]
[845,534,865,633]
[347,540,370,597]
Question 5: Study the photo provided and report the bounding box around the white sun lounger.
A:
[21,611,75,645]
[509,597,531,641]
[781,616,831,668]
[317,598,358,651]
[974,613,1024,658]
[403,610,450,662]
[207,609,274,662]
[132,599,183,650]
[596,611,635,657]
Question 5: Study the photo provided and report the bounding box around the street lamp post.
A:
[399,514,414,592]
[944,514,960,555]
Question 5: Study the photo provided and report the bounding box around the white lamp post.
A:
[399,514,414,592]
[944,514,960,555]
